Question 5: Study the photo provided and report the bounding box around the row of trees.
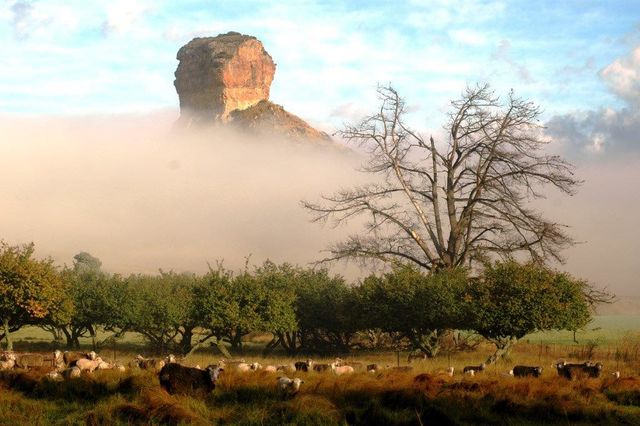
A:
[1,242,596,362]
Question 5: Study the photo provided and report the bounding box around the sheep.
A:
[0,353,16,370]
[277,376,304,395]
[366,363,379,373]
[45,370,63,381]
[52,350,65,370]
[250,362,262,371]
[165,354,177,364]
[387,366,413,372]
[407,352,427,363]
[465,369,475,377]
[313,363,332,372]
[76,357,104,373]
[63,351,96,367]
[434,367,454,377]
[463,363,486,374]
[62,366,81,379]
[277,364,296,373]
[264,365,277,373]
[512,365,543,378]
[294,359,313,372]
[611,371,621,379]
[331,362,354,375]
[340,361,363,369]
[132,354,166,372]
[236,362,251,372]
[159,363,223,395]
[218,359,245,368]
[15,353,45,369]
[96,360,113,370]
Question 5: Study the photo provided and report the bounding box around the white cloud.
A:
[449,29,487,46]
[101,0,153,36]
[546,45,640,158]
[600,46,640,105]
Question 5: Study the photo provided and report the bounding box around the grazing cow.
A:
[463,363,486,374]
[159,363,223,395]
[512,365,543,378]
[294,359,313,372]
[556,361,602,379]
[277,377,304,395]
[15,353,45,369]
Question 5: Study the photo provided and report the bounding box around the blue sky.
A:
[2,0,640,158]
[2,0,639,131]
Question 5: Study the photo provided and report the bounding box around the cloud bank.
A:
[546,45,640,158]
[0,112,364,277]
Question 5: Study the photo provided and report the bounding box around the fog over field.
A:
[0,112,638,297]
[0,112,366,278]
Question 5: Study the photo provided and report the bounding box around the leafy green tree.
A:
[358,266,467,357]
[198,262,298,355]
[467,260,593,363]
[0,241,66,350]
[40,252,115,348]
[294,270,358,353]
[120,272,199,354]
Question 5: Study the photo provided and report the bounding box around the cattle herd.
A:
[0,350,624,397]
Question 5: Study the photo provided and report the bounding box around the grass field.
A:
[2,318,640,425]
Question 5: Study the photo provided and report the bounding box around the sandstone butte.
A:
[174,31,331,143]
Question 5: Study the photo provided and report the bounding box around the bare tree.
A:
[303,84,581,271]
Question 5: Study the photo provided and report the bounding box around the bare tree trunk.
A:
[3,319,12,352]
[485,337,517,365]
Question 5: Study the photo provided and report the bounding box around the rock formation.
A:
[174,31,331,142]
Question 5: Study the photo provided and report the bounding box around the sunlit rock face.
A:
[174,32,332,143]
[174,32,276,123]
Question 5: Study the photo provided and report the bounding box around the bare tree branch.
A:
[303,84,582,270]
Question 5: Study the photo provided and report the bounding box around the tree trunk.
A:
[89,325,97,351]
[263,335,281,357]
[485,337,517,365]
[3,319,13,351]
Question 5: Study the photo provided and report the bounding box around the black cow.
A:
[159,363,223,395]
[512,365,543,378]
